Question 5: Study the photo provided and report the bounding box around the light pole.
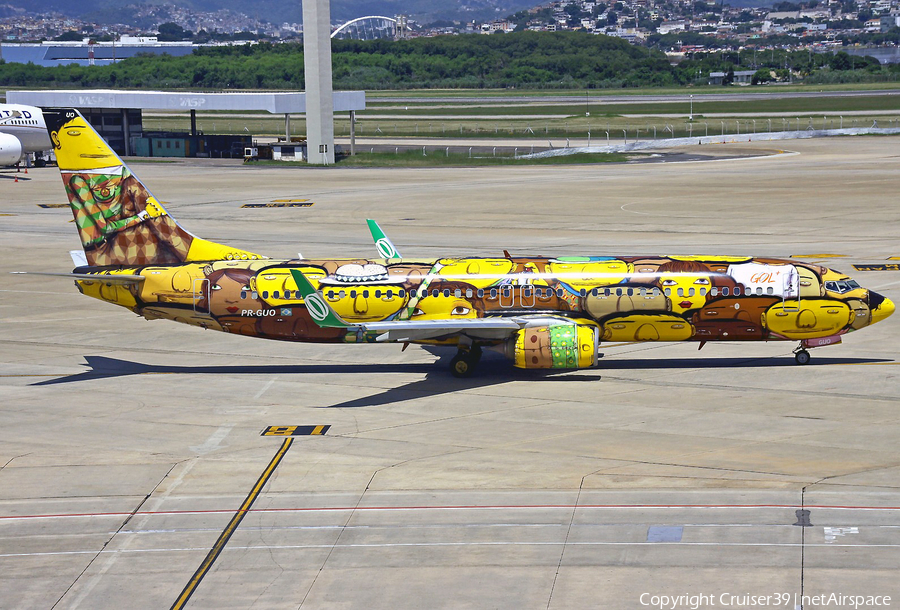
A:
[689,94,693,122]
[605,130,610,145]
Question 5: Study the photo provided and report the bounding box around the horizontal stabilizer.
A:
[11,271,145,284]
[70,250,88,266]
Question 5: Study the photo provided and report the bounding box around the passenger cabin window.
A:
[477,289,484,298]
[273,291,280,299]
[677,288,684,297]
[241,290,247,298]
[722,287,729,296]
[251,291,258,299]
[664,288,671,297]
[262,291,269,299]
[734,287,741,296]
[490,289,498,298]
[688,288,695,296]
[710,287,718,296]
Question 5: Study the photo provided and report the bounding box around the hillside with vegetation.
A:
[0,31,897,90]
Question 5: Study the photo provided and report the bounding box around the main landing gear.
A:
[794,347,811,365]
[450,344,482,378]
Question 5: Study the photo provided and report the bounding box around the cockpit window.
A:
[825,280,860,294]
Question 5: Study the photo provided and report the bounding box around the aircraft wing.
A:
[289,268,537,342]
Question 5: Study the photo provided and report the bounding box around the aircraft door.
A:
[193,278,209,313]
[520,285,535,308]
[782,266,800,312]
[499,285,514,308]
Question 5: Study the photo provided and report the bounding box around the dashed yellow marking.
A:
[271,199,310,203]
[261,425,330,436]
[242,202,314,208]
[37,204,69,209]
[790,254,848,258]
[853,264,900,271]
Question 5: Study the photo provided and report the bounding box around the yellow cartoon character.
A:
[409,281,481,320]
[762,300,853,339]
[601,314,694,342]
[253,266,327,306]
[437,258,514,289]
[656,260,713,314]
[320,263,408,322]
[547,257,632,290]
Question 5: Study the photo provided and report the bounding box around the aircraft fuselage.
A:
[73,254,893,358]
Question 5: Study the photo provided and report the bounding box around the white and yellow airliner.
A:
[26,108,894,377]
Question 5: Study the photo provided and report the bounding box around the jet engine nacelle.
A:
[0,133,24,166]
[511,319,600,369]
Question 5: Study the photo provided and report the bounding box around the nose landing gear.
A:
[793,347,811,365]
[450,344,482,378]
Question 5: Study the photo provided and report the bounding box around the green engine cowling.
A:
[512,319,600,369]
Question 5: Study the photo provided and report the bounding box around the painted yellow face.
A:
[659,275,711,313]
[324,285,407,322]
[763,300,853,339]
[410,293,477,320]
[437,258,514,288]
[547,260,631,289]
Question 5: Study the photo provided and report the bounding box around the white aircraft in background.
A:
[0,103,51,166]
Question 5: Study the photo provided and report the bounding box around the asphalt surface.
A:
[1,136,899,609]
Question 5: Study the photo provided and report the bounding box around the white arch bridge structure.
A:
[331,16,404,40]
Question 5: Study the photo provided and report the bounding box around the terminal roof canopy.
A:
[6,89,365,114]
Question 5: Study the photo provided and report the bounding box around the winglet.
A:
[289,268,351,328]
[366,219,402,259]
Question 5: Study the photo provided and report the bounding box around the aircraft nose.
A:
[869,292,895,325]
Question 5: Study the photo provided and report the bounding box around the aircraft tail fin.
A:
[366,219,402,259]
[43,108,265,268]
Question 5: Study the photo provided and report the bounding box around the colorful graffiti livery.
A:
[41,109,895,377]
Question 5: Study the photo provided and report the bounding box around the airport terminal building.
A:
[7,89,365,159]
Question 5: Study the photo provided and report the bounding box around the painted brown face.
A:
[208,271,261,317]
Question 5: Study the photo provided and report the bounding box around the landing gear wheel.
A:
[468,344,483,365]
[795,349,811,365]
[450,345,482,378]
[450,354,473,378]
